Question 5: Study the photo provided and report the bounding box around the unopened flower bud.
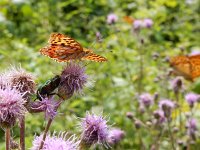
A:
[134,120,141,129]
[126,112,134,120]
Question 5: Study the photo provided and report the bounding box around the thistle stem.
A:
[5,128,10,150]
[20,116,25,150]
[39,100,63,150]
[167,118,176,150]
[39,118,53,150]
[175,92,182,132]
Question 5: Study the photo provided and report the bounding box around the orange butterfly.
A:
[170,55,200,81]
[40,33,107,62]
[123,16,134,24]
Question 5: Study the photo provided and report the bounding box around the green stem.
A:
[175,92,182,132]
[167,118,176,150]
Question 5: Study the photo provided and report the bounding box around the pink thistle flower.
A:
[133,20,143,29]
[107,128,125,145]
[143,18,153,28]
[170,77,183,94]
[159,99,175,118]
[138,93,154,108]
[31,132,79,150]
[0,85,27,128]
[153,110,166,123]
[107,13,118,24]
[186,118,198,140]
[79,112,109,148]
[30,96,60,120]
[58,63,88,100]
[96,32,103,43]
[5,66,35,100]
[185,93,199,108]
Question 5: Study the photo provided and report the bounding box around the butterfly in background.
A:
[123,16,134,24]
[170,54,200,81]
[40,33,107,62]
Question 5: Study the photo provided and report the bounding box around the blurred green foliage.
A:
[0,0,200,149]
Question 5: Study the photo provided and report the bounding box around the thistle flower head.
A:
[186,118,198,140]
[185,93,199,108]
[133,20,143,29]
[143,18,153,28]
[159,99,175,118]
[58,63,88,100]
[107,128,125,145]
[153,110,166,123]
[96,32,103,43]
[0,85,27,128]
[30,96,60,120]
[107,13,118,24]
[170,77,183,94]
[5,66,35,100]
[138,93,154,108]
[31,132,79,150]
[80,112,109,148]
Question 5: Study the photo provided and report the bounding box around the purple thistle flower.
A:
[153,110,166,123]
[107,128,125,145]
[58,63,88,100]
[185,93,199,108]
[31,132,79,150]
[186,118,198,140]
[6,66,35,93]
[133,20,143,29]
[143,18,153,28]
[170,77,183,94]
[30,96,60,120]
[96,32,103,43]
[80,112,109,148]
[159,99,175,118]
[107,13,118,24]
[0,85,26,128]
[138,93,154,108]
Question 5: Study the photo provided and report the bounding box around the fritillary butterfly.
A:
[170,55,200,81]
[40,33,107,62]
[123,16,134,24]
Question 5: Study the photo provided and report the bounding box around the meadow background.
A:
[0,0,200,149]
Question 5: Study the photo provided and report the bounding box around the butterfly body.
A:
[40,33,107,62]
[170,55,200,81]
